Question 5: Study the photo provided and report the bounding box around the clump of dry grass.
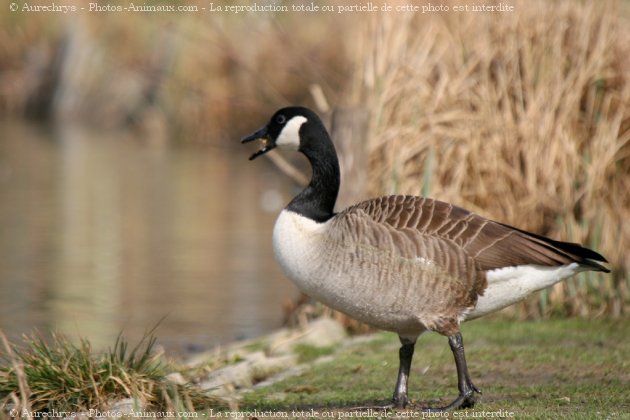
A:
[0,330,221,413]
[356,0,630,317]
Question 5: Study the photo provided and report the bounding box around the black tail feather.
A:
[498,222,610,272]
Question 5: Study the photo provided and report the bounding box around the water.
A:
[0,120,298,354]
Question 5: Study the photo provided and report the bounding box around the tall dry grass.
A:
[355,0,630,317]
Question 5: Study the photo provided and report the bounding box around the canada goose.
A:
[241,106,610,410]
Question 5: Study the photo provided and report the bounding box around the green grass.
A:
[293,344,336,364]
[240,319,630,418]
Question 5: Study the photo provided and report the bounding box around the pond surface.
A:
[0,120,298,354]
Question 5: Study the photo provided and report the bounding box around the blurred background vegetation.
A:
[0,0,628,346]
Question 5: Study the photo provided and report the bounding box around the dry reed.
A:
[355,0,630,317]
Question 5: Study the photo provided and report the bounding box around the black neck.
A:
[286,128,340,223]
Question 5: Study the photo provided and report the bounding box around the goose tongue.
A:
[241,126,276,160]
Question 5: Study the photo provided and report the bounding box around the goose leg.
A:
[428,332,481,411]
[392,336,416,408]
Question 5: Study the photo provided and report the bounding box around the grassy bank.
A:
[241,318,630,418]
[2,319,628,417]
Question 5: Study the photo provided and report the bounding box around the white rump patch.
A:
[466,263,582,320]
[276,116,307,151]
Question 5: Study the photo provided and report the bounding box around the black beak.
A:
[241,126,275,161]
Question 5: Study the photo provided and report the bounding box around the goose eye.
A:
[276,115,286,124]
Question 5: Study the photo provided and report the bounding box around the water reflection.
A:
[0,120,297,354]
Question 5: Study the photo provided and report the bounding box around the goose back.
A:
[341,195,607,271]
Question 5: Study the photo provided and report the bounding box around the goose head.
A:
[241,106,326,161]
[241,106,340,222]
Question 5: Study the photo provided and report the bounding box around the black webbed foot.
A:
[424,380,482,411]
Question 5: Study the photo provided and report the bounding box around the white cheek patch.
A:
[276,116,307,151]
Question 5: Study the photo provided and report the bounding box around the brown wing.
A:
[341,195,609,272]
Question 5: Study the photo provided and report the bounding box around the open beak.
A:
[241,126,275,161]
